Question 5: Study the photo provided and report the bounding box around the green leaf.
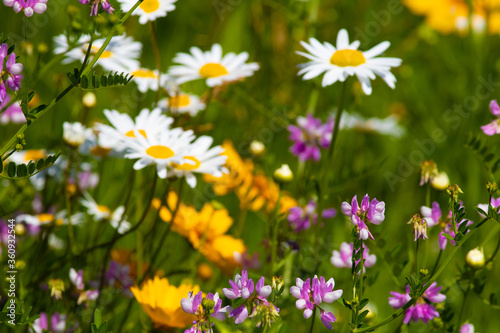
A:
[16,164,27,177]
[36,159,44,170]
[94,309,102,327]
[442,233,455,242]
[357,310,369,325]
[7,162,16,177]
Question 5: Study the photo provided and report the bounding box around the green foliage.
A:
[0,152,60,180]
[67,67,134,90]
[0,301,40,327]
[91,309,111,333]
[465,133,500,179]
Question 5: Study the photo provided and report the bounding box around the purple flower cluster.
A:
[389,282,446,324]
[222,270,277,324]
[3,0,47,17]
[341,194,385,240]
[32,312,66,333]
[182,291,230,332]
[287,113,333,161]
[481,100,500,136]
[78,0,114,16]
[69,268,99,304]
[105,260,134,297]
[0,94,24,124]
[288,198,336,232]
[0,43,23,103]
[421,201,473,250]
[290,276,343,330]
[330,242,376,273]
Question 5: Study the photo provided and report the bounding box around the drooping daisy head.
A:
[117,0,177,24]
[53,34,142,73]
[297,29,402,95]
[124,127,196,179]
[96,108,174,153]
[169,136,228,188]
[168,44,260,87]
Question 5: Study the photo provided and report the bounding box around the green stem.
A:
[355,229,476,332]
[308,306,317,333]
[270,190,282,279]
[415,238,419,273]
[485,232,500,266]
[456,274,473,333]
[325,80,348,165]
[431,249,443,276]
[149,21,162,106]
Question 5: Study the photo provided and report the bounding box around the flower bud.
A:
[431,171,449,190]
[14,223,25,236]
[250,140,265,157]
[446,184,463,203]
[273,164,293,183]
[420,160,437,186]
[82,92,97,108]
[197,263,213,281]
[466,248,485,269]
[201,298,215,311]
[487,182,499,195]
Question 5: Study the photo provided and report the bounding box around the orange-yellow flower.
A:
[131,276,198,329]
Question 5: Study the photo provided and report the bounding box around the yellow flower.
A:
[153,193,247,275]
[204,140,297,214]
[404,0,500,35]
[131,276,198,329]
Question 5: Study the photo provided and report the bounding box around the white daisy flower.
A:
[297,29,402,95]
[116,0,177,24]
[169,136,228,188]
[16,210,85,227]
[63,122,93,147]
[340,112,405,138]
[124,127,195,179]
[168,44,260,87]
[96,108,174,153]
[158,92,206,116]
[53,33,142,72]
[80,193,131,234]
[130,68,163,92]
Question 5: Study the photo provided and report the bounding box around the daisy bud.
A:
[82,92,97,108]
[466,248,485,269]
[14,223,25,236]
[274,164,293,183]
[431,171,449,190]
[250,140,265,157]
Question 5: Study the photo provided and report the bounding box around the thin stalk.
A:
[485,233,500,266]
[431,249,443,276]
[308,306,317,333]
[149,21,162,106]
[355,229,476,332]
[325,80,348,164]
[415,239,419,273]
[455,272,474,333]
[269,190,282,279]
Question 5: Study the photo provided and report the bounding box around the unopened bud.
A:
[431,171,449,190]
[82,92,96,108]
[273,164,293,183]
[250,140,265,157]
[202,298,215,311]
[487,182,499,195]
[14,223,25,236]
[466,248,485,269]
[446,184,463,203]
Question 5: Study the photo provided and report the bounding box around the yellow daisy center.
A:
[125,129,148,139]
[330,49,366,67]
[146,145,175,159]
[91,46,112,59]
[24,149,45,162]
[132,69,157,78]
[37,214,55,224]
[97,205,111,215]
[140,0,160,13]
[172,156,201,171]
[199,63,228,78]
[169,95,191,108]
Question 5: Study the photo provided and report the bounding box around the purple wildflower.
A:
[460,323,475,333]
[3,0,48,17]
[31,312,66,333]
[481,100,500,135]
[105,260,134,297]
[421,201,473,250]
[288,198,336,232]
[221,270,279,326]
[477,197,500,218]
[0,94,24,124]
[341,194,385,240]
[70,268,84,290]
[330,242,376,273]
[287,113,333,161]
[78,0,114,16]
[389,282,446,324]
[0,43,23,103]
[290,276,343,330]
